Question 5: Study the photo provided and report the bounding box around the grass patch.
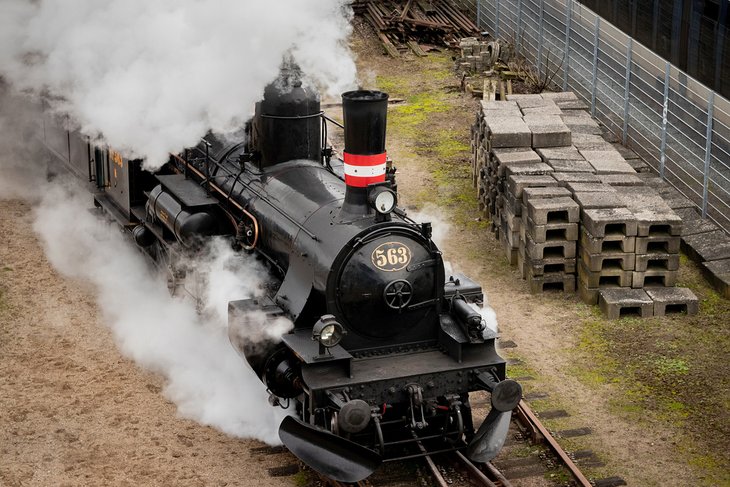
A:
[570,258,730,484]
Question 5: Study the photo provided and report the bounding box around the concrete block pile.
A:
[458,38,498,73]
[470,91,700,318]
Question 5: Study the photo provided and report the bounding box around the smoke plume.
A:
[0,0,357,168]
[31,185,290,443]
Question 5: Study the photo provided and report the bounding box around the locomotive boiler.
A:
[41,65,521,482]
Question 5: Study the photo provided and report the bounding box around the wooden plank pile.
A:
[353,0,480,55]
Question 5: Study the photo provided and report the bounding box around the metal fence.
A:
[461,0,730,234]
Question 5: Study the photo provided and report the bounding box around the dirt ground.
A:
[1,17,728,487]
[0,200,297,486]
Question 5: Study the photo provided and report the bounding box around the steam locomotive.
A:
[39,65,521,482]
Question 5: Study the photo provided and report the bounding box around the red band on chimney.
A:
[343,152,387,187]
[343,152,387,166]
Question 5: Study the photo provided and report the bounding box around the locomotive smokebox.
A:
[340,90,389,217]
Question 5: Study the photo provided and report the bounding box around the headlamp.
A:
[312,315,345,350]
[367,186,397,215]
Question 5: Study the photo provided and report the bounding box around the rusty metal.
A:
[353,0,480,51]
[454,451,499,487]
[516,400,593,487]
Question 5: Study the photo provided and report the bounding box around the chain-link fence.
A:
[465,0,730,234]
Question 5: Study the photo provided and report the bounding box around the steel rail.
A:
[516,400,592,487]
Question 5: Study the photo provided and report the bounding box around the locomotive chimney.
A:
[339,90,389,218]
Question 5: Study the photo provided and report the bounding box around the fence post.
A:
[591,17,600,117]
[702,92,715,218]
[517,0,523,52]
[563,0,572,91]
[659,62,671,180]
[538,0,545,71]
[495,0,500,38]
[622,38,633,145]
[476,0,481,30]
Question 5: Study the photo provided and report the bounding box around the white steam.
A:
[30,183,289,443]
[411,205,498,333]
[0,0,357,168]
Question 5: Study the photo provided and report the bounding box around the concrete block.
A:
[682,230,730,262]
[524,216,579,243]
[525,257,578,277]
[492,147,542,165]
[502,202,521,229]
[632,270,678,288]
[598,174,645,186]
[528,273,576,294]
[522,186,572,205]
[656,185,697,210]
[521,102,563,116]
[580,249,636,272]
[499,225,519,265]
[611,143,641,160]
[587,159,637,174]
[570,132,611,150]
[561,114,602,135]
[573,191,627,209]
[627,158,653,173]
[540,91,579,102]
[566,182,618,194]
[598,289,654,319]
[506,93,546,106]
[481,100,519,111]
[580,227,636,253]
[507,175,559,199]
[645,287,699,316]
[503,192,523,216]
[578,280,599,305]
[579,260,633,288]
[524,116,572,148]
[636,174,666,187]
[581,208,638,238]
[701,259,730,298]
[635,253,680,272]
[546,159,596,172]
[579,149,626,162]
[635,235,681,254]
[487,117,533,148]
[504,162,554,179]
[525,233,577,260]
[527,196,580,225]
[673,207,720,237]
[536,146,584,161]
[551,172,601,186]
[616,186,683,236]
[556,100,591,111]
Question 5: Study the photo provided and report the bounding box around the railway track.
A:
[308,398,613,487]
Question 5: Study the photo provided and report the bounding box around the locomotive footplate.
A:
[298,342,506,406]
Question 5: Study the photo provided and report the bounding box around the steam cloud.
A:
[32,185,290,443]
[0,0,357,168]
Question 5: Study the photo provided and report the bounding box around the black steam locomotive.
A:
[40,66,521,482]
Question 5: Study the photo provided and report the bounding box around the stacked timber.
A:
[353,0,480,55]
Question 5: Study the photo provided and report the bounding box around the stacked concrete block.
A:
[469,91,702,312]
[615,186,683,288]
[577,206,639,305]
[458,38,499,73]
[518,188,580,293]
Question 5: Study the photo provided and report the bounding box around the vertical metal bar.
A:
[517,0,523,52]
[495,0,500,38]
[563,0,572,91]
[622,38,633,145]
[702,92,715,218]
[659,62,671,180]
[537,0,545,70]
[476,0,481,30]
[591,17,600,117]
